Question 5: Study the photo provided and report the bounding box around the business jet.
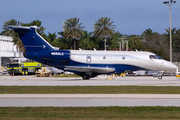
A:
[8,26,178,80]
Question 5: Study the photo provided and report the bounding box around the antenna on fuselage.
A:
[93,48,96,51]
[135,49,138,52]
[79,48,82,50]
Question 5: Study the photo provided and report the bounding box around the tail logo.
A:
[43,45,46,49]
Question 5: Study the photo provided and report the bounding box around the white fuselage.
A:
[70,50,177,72]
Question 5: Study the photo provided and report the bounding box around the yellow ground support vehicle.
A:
[35,67,51,77]
[7,58,41,75]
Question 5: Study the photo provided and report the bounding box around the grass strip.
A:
[1,86,180,94]
[0,107,180,120]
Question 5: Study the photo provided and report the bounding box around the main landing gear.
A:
[82,75,90,80]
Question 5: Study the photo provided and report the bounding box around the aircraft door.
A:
[86,54,91,63]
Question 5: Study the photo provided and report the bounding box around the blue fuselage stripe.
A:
[67,60,145,74]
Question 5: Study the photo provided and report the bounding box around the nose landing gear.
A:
[157,71,164,80]
[158,74,162,80]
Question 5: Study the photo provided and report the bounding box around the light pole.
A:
[126,40,128,51]
[163,0,176,62]
[118,42,121,51]
[118,36,127,51]
[104,37,107,51]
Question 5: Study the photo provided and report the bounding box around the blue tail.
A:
[8,26,54,52]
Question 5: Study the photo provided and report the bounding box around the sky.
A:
[0,0,180,35]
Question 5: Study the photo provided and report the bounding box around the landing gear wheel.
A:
[158,75,162,80]
[82,75,90,80]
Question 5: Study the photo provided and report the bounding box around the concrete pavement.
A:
[0,75,180,86]
[1,75,180,107]
[1,94,180,99]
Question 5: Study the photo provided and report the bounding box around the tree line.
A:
[1,18,180,62]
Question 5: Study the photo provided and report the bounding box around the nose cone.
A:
[162,60,178,70]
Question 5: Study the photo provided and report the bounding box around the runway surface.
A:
[1,99,180,107]
[0,75,180,86]
[1,75,180,107]
[1,94,180,107]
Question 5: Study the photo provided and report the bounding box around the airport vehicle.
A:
[8,26,178,79]
[35,67,51,77]
[7,58,41,75]
[46,67,64,75]
[35,67,64,77]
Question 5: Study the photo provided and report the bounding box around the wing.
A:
[64,66,115,74]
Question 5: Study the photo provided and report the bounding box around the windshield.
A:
[149,55,163,59]
[7,64,20,68]
[149,55,157,59]
[155,55,162,59]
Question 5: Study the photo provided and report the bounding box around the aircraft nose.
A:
[162,61,178,70]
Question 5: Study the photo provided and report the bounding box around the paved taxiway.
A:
[1,94,180,107]
[1,99,180,107]
[0,75,180,86]
[1,75,180,107]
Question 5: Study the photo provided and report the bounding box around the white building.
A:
[0,35,23,72]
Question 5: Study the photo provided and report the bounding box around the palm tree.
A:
[21,19,45,36]
[58,31,73,49]
[46,32,57,46]
[94,17,116,50]
[78,31,99,50]
[2,19,25,52]
[143,28,153,36]
[108,31,122,50]
[63,17,85,50]
[2,19,22,36]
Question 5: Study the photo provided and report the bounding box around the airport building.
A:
[0,35,22,73]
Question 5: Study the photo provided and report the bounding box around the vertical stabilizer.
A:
[8,26,54,52]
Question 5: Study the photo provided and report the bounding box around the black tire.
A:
[158,75,162,80]
[22,69,28,75]
[25,70,28,75]
[82,75,90,80]
[22,70,25,75]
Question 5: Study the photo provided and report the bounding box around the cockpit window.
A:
[149,55,157,59]
[149,55,163,59]
[155,55,162,59]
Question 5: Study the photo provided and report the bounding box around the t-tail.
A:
[8,26,56,52]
